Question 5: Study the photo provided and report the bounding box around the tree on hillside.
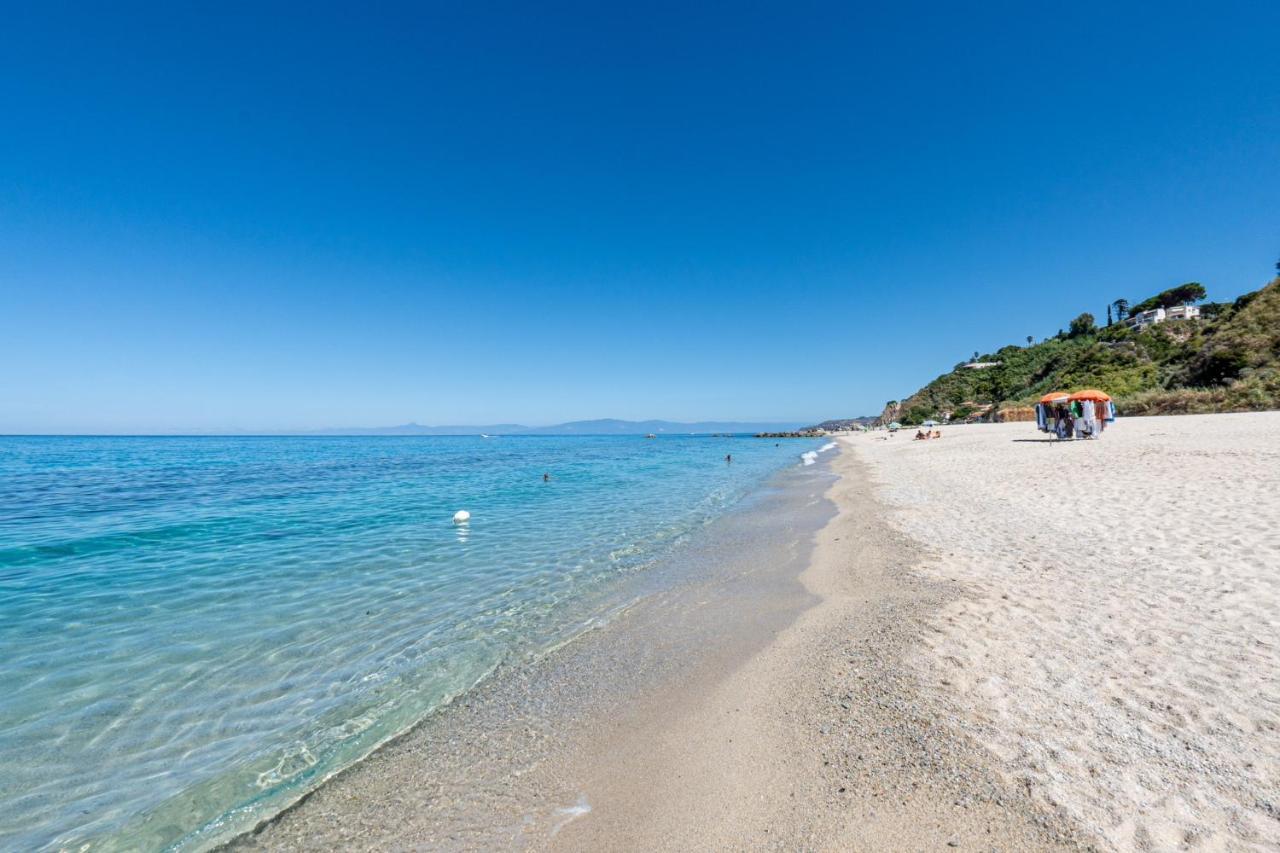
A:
[1167,282,1206,306]
[1106,305,1113,327]
[972,351,979,362]
[1068,312,1096,337]
[1026,335,1034,346]
[1131,283,1207,313]
[992,357,1019,409]
[1112,299,1129,321]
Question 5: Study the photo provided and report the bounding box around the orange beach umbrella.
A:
[1039,391,1070,403]
[1068,389,1111,402]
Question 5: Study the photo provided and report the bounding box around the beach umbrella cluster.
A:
[1035,389,1114,440]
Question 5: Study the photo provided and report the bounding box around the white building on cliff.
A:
[1126,304,1200,330]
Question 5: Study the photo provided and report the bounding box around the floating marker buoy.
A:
[453,510,471,524]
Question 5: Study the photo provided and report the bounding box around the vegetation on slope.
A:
[885,275,1280,424]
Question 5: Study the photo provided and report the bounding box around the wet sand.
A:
[546,449,1075,852]
[232,447,1072,850]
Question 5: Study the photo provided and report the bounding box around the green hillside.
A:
[885,276,1280,424]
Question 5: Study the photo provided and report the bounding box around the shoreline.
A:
[234,443,1074,850]
[544,441,1077,850]
[230,449,836,849]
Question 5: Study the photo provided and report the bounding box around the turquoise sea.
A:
[0,434,824,850]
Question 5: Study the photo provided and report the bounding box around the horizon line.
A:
[0,416,849,438]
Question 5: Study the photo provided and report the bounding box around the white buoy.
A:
[452,510,471,524]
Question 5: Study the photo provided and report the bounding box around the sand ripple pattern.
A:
[854,413,1280,851]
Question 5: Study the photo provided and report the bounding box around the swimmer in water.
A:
[725,454,732,464]
[543,473,550,482]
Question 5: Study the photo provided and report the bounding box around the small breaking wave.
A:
[801,451,818,466]
[549,794,592,837]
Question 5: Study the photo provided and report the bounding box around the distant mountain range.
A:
[297,418,806,436]
[802,417,880,432]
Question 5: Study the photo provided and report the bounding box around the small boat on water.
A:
[645,433,657,439]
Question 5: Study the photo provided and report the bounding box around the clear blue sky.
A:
[2,1,1278,433]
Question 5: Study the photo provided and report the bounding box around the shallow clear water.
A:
[0,434,821,850]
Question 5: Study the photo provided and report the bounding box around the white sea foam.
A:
[800,451,818,466]
[549,794,592,836]
[819,441,837,452]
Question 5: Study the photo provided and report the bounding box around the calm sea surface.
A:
[0,434,823,850]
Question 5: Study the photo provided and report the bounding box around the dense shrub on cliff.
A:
[888,277,1279,423]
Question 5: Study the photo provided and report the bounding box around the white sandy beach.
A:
[847,412,1280,850]
[239,412,1278,851]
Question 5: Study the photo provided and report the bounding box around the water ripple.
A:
[0,434,817,850]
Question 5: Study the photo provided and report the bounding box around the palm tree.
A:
[1112,299,1129,321]
[1026,335,1034,346]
